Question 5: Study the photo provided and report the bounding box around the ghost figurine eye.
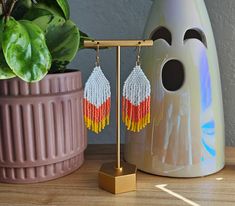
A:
[184,28,207,47]
[150,26,172,45]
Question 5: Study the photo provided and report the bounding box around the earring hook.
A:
[136,42,141,66]
[96,43,100,67]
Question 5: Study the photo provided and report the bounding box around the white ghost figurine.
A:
[125,0,225,177]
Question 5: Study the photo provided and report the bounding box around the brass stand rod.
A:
[116,46,121,170]
[84,40,153,48]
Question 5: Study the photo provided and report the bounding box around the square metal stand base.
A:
[98,161,137,194]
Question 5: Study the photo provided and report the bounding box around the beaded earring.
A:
[122,45,151,132]
[83,45,111,134]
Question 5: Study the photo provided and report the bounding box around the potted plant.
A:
[0,0,89,183]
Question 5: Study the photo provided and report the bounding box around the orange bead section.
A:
[122,96,151,132]
[84,97,111,134]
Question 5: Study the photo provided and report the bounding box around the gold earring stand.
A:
[84,40,153,194]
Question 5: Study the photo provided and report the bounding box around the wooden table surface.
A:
[0,145,235,206]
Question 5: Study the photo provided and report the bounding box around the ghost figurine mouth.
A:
[161,59,185,92]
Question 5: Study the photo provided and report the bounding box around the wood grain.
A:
[0,145,235,206]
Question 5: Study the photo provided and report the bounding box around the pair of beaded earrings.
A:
[83,45,151,134]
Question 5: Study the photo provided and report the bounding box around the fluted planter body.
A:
[0,71,87,183]
[125,0,225,177]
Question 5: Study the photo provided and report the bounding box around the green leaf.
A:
[0,18,16,79]
[33,15,79,71]
[23,8,52,20]
[0,50,16,79]
[2,18,51,82]
[56,0,70,19]
[11,0,33,20]
[34,0,70,19]
[32,2,63,18]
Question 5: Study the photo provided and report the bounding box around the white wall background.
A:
[68,0,235,145]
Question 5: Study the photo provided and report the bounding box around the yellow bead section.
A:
[84,115,110,134]
[122,112,150,132]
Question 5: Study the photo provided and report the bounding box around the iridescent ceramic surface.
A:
[124,0,225,177]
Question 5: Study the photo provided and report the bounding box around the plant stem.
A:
[0,0,7,16]
[0,0,9,22]
[6,0,17,19]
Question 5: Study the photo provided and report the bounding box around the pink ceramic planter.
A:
[0,71,87,183]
